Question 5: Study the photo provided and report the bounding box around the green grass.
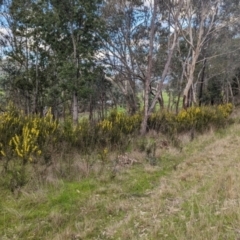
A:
[0,179,99,239]
[1,118,240,239]
[0,152,179,239]
[138,90,178,111]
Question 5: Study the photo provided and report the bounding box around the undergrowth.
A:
[0,103,233,191]
[1,112,240,239]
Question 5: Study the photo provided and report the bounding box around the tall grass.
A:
[0,103,233,191]
[1,110,240,239]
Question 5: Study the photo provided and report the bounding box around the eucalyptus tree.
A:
[101,0,183,134]
[46,0,103,123]
[205,33,240,105]
[0,0,44,113]
[175,0,221,108]
[0,0,62,114]
[175,0,240,108]
[33,0,106,123]
[140,0,184,135]
[211,0,240,104]
[101,0,150,114]
[1,0,106,123]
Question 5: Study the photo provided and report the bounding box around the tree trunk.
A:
[89,94,93,122]
[70,29,79,125]
[199,59,207,106]
[181,0,219,109]
[140,0,157,135]
[167,91,171,111]
[228,80,234,105]
[126,93,137,115]
[176,92,181,114]
[72,91,78,125]
[140,0,182,134]
[183,50,199,109]
[33,53,39,114]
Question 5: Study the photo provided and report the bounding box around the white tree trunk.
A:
[72,91,78,125]
[140,0,157,135]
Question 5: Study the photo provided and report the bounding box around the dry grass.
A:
[2,119,240,239]
[99,122,240,239]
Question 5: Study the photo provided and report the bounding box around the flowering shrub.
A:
[176,106,212,132]
[97,110,142,146]
[0,105,59,189]
[217,103,233,118]
[148,110,176,134]
[107,109,142,134]
[59,110,142,150]
[98,119,113,132]
[9,124,41,163]
[0,104,233,160]
[0,106,24,158]
[0,103,233,189]
[176,104,233,132]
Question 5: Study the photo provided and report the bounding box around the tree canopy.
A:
[0,0,240,133]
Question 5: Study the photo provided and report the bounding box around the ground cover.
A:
[1,117,240,239]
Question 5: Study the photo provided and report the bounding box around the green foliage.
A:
[176,103,233,132]
[148,110,177,134]
[60,117,96,154]
[0,103,233,190]
[60,109,142,151]
[3,0,108,119]
[201,77,223,105]
[0,105,58,189]
[60,104,233,153]
[217,103,233,118]
[0,104,233,162]
[97,109,142,146]
[148,104,233,135]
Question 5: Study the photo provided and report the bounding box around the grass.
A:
[0,152,179,239]
[138,90,177,111]
[1,115,240,239]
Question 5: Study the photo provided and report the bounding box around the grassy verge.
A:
[0,151,179,240]
[1,119,240,239]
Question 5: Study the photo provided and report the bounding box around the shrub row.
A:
[148,103,233,134]
[0,103,233,161]
[0,103,233,189]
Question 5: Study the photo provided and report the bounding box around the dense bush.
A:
[148,110,176,134]
[61,117,96,152]
[0,104,233,160]
[0,105,58,164]
[97,110,142,146]
[0,103,233,189]
[148,104,233,134]
[0,105,58,189]
[59,110,142,151]
[176,103,233,132]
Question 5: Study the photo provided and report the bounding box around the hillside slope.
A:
[1,122,240,239]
